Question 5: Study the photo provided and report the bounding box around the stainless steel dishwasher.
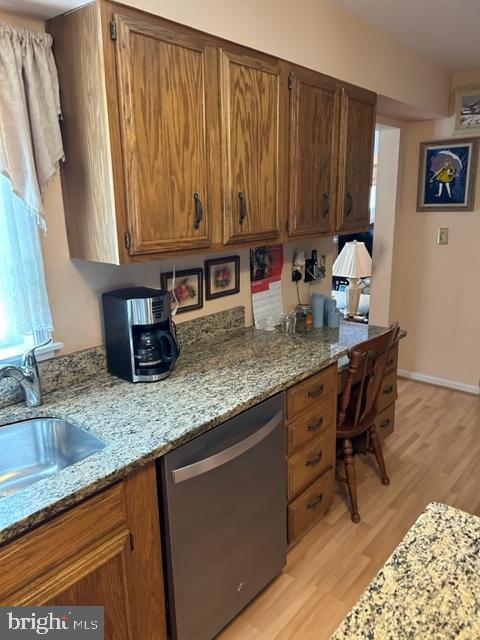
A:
[159,393,286,640]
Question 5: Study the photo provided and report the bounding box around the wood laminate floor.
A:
[219,379,480,640]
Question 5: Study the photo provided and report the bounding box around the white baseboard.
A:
[397,369,480,396]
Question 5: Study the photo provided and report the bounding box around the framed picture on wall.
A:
[417,138,479,212]
[205,256,240,300]
[161,268,203,313]
[453,87,480,136]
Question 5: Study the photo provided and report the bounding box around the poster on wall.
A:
[250,245,284,330]
[417,138,479,212]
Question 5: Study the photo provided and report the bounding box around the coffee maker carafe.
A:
[102,287,180,382]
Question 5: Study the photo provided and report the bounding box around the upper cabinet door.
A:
[336,85,376,233]
[220,48,285,245]
[287,67,339,237]
[114,15,220,255]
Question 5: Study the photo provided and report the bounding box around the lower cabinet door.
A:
[48,532,134,639]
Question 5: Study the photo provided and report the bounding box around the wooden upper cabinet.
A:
[114,14,219,254]
[287,67,339,237]
[220,48,285,245]
[336,84,376,233]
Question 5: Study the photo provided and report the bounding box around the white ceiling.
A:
[0,0,86,19]
[332,0,480,70]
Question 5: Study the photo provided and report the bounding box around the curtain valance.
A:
[0,21,64,229]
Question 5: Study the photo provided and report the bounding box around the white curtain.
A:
[0,174,53,343]
[0,22,63,349]
[0,22,63,228]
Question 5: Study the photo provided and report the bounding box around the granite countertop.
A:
[0,321,393,545]
[331,502,480,640]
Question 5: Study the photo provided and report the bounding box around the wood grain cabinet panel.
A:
[0,464,167,640]
[114,14,219,255]
[220,48,286,244]
[288,468,334,543]
[286,365,337,421]
[336,84,377,233]
[287,66,339,237]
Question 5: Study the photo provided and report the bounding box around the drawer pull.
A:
[380,419,391,428]
[306,384,324,399]
[307,417,324,432]
[383,385,394,395]
[307,492,324,510]
[306,452,323,467]
[388,358,394,367]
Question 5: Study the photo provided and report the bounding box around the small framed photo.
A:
[453,87,480,135]
[161,268,203,313]
[417,138,479,212]
[205,256,240,300]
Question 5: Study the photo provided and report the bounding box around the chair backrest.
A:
[338,324,400,431]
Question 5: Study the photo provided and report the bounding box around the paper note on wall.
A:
[250,245,284,330]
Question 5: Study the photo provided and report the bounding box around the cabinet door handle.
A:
[388,358,394,368]
[383,385,394,395]
[306,383,324,399]
[238,191,247,224]
[307,492,324,509]
[346,192,353,215]
[307,417,324,432]
[306,451,323,466]
[193,193,203,229]
[380,419,391,428]
[322,192,330,217]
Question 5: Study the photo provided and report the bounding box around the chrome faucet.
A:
[0,341,49,407]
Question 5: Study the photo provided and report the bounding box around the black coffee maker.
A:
[102,287,180,382]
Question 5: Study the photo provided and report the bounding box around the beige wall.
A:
[128,0,450,117]
[42,170,334,352]
[391,70,480,390]
[1,2,453,355]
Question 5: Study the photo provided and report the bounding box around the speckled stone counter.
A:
[0,319,393,545]
[332,502,480,640]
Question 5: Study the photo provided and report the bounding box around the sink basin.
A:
[0,418,107,498]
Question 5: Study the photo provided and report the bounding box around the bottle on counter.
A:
[311,292,325,328]
[324,296,337,325]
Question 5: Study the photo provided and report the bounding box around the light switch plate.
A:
[438,228,449,245]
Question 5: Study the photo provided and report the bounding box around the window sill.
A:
[36,341,64,362]
[0,341,64,364]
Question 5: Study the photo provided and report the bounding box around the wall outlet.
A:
[438,228,449,245]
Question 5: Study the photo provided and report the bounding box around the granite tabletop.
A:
[331,502,480,640]
[0,320,394,545]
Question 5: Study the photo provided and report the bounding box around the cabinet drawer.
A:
[385,343,399,375]
[287,395,336,455]
[288,468,334,544]
[288,429,335,500]
[287,364,337,421]
[377,371,397,413]
[0,483,127,602]
[375,403,395,441]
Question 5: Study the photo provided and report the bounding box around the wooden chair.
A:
[336,324,400,523]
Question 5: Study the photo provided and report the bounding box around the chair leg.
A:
[342,438,360,523]
[369,426,390,486]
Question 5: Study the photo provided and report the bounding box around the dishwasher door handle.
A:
[171,410,283,484]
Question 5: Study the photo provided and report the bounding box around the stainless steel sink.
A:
[0,418,107,498]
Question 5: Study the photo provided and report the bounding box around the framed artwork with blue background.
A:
[417,138,478,212]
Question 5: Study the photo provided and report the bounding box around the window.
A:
[0,174,53,362]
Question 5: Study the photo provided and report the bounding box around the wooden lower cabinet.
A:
[286,364,337,545]
[0,463,167,640]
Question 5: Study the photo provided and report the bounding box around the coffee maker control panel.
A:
[128,295,168,326]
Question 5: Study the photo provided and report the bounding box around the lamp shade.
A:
[332,241,372,278]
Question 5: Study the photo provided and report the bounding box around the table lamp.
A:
[332,240,372,317]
